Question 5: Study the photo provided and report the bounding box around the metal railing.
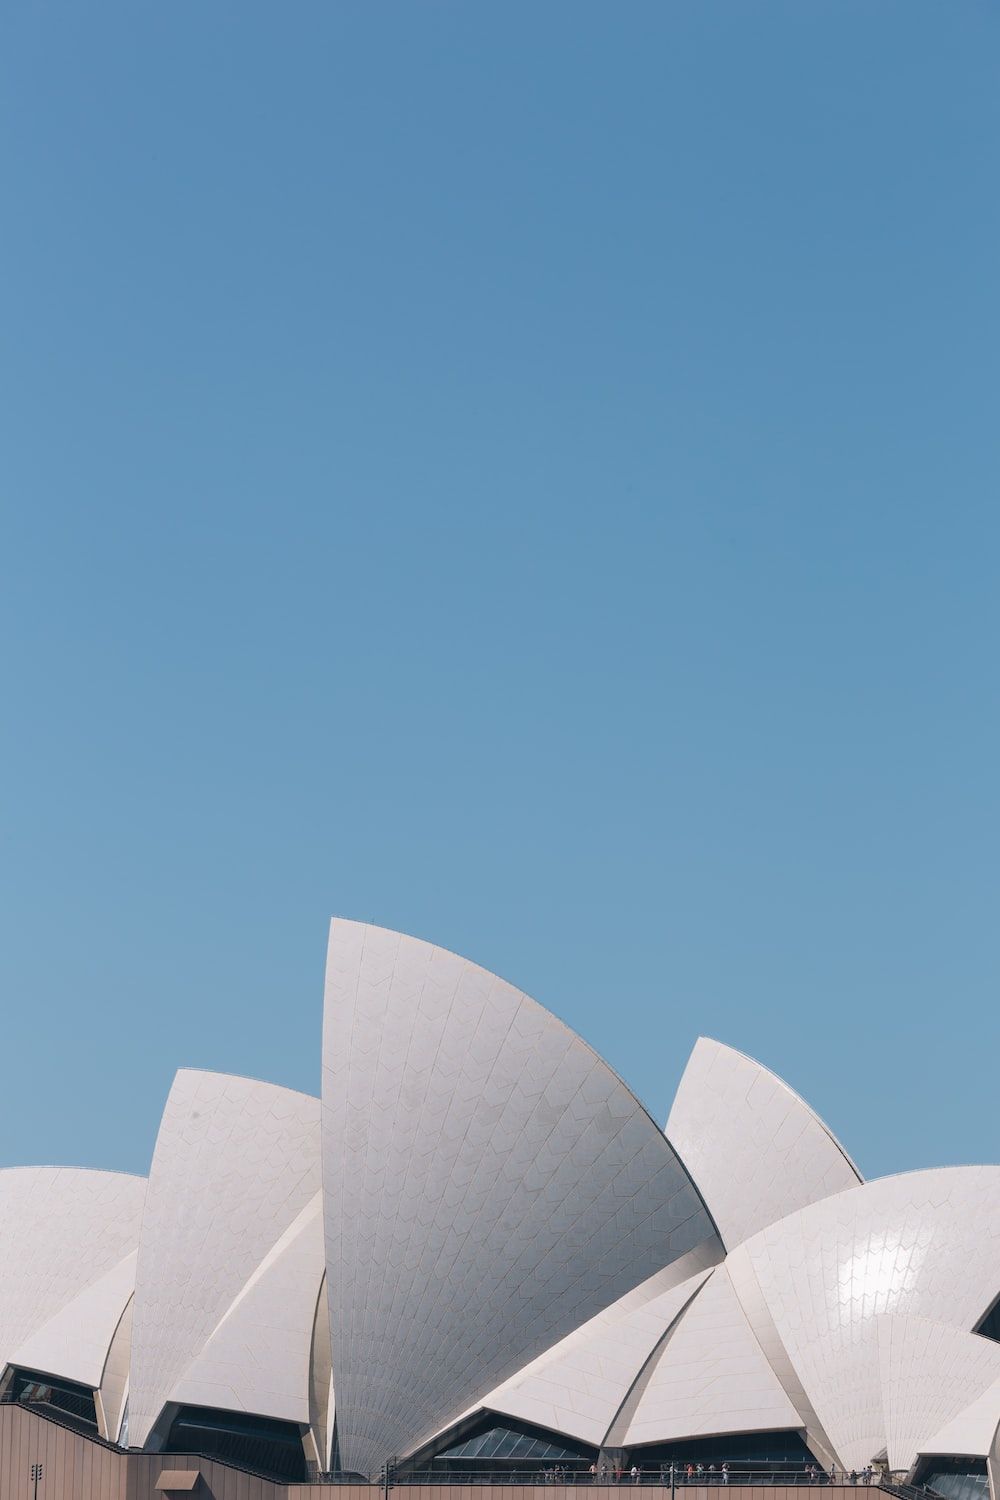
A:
[390,1468,884,1488]
[0,1400,898,1491]
[877,1484,945,1500]
[0,1395,303,1486]
[0,1392,118,1451]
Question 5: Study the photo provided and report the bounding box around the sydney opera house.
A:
[2,920,1000,1500]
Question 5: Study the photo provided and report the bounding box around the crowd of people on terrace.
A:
[531,1461,884,1485]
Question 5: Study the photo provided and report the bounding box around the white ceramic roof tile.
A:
[0,1167,146,1378]
[128,1069,321,1447]
[98,1291,133,1442]
[483,1257,716,1445]
[409,1265,707,1462]
[731,1167,1000,1470]
[666,1039,861,1251]
[625,1263,802,1447]
[918,1376,1000,1460]
[11,1250,137,1390]
[877,1317,1000,1472]
[724,1245,836,1467]
[10,930,1000,1482]
[322,920,720,1476]
[170,1192,325,1424]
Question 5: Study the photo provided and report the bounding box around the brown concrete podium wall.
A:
[0,1404,126,1500]
[129,1452,288,1500]
[0,1406,886,1500]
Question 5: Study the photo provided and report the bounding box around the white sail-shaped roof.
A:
[0,1167,145,1378]
[128,1069,321,1448]
[876,1316,1000,1472]
[729,1167,1000,1470]
[919,1376,1000,1461]
[11,1250,136,1391]
[322,919,720,1475]
[666,1038,861,1251]
[481,1258,715,1445]
[625,1263,802,1446]
[5,921,1000,1483]
[170,1192,325,1424]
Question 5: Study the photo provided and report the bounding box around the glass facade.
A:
[976,1298,1000,1343]
[163,1405,307,1482]
[442,1425,591,1462]
[916,1459,989,1500]
[414,1417,596,1478]
[5,1367,99,1436]
[628,1431,818,1473]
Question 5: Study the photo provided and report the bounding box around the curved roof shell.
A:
[168,1191,325,1427]
[624,1262,803,1447]
[11,1249,137,1393]
[0,1167,145,1382]
[479,1255,717,1446]
[4,921,1000,1483]
[876,1316,1000,1472]
[729,1166,1000,1470]
[918,1376,1000,1461]
[127,1069,322,1448]
[666,1038,862,1251]
[322,919,720,1474]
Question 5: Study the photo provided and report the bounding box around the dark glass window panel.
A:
[631,1432,818,1470]
[164,1405,306,1483]
[976,1298,1000,1343]
[918,1459,989,1500]
[8,1368,98,1436]
[432,1418,595,1468]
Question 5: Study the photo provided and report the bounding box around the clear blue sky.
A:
[2,2,998,1183]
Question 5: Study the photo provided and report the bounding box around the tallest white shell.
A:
[322,920,720,1477]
